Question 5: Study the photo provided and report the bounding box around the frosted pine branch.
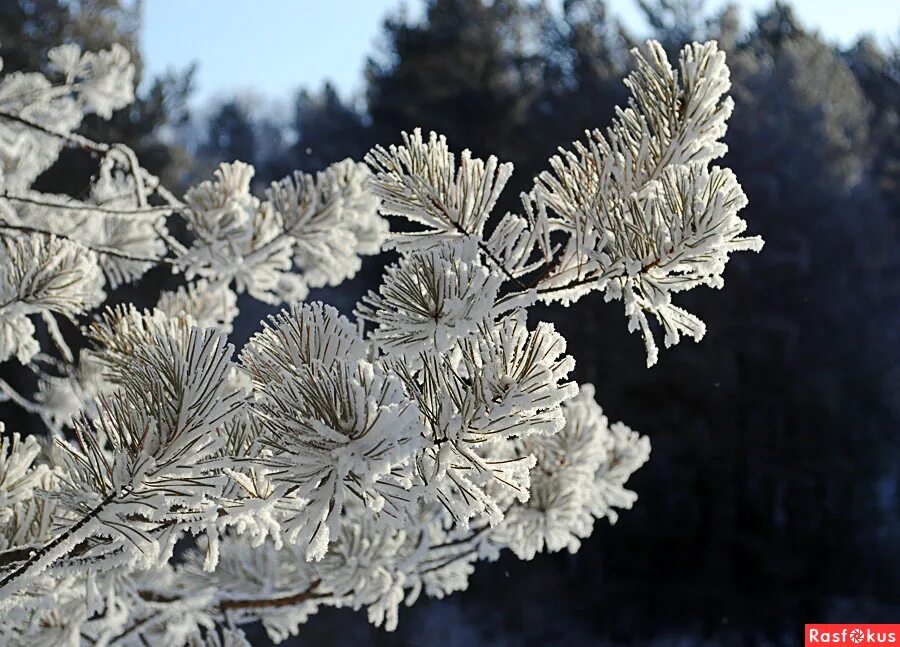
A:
[0,40,762,644]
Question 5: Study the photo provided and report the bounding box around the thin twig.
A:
[112,144,149,208]
[0,378,50,416]
[219,580,327,610]
[0,222,178,266]
[449,221,530,292]
[1,192,173,217]
[0,109,110,153]
[0,485,130,591]
[136,579,327,611]
[121,580,328,644]
[420,547,478,574]
[426,522,492,553]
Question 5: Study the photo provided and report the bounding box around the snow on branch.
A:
[533,40,763,364]
[366,129,513,247]
[0,39,761,644]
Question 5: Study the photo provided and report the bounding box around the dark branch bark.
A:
[136,580,327,612]
[219,580,327,610]
[0,486,126,590]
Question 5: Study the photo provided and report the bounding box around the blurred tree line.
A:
[2,0,899,643]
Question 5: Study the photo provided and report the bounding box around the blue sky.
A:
[142,0,898,107]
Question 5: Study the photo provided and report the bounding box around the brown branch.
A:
[137,579,327,612]
[117,582,328,645]
[219,581,327,611]
[427,522,493,553]
[420,548,478,575]
[531,252,667,300]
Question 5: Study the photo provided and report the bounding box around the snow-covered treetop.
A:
[0,40,760,645]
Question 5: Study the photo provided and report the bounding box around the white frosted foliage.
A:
[0,39,761,645]
[357,238,502,357]
[493,384,650,559]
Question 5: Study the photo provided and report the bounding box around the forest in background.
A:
[1,0,898,643]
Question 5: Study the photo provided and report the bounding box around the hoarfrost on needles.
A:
[0,39,760,644]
